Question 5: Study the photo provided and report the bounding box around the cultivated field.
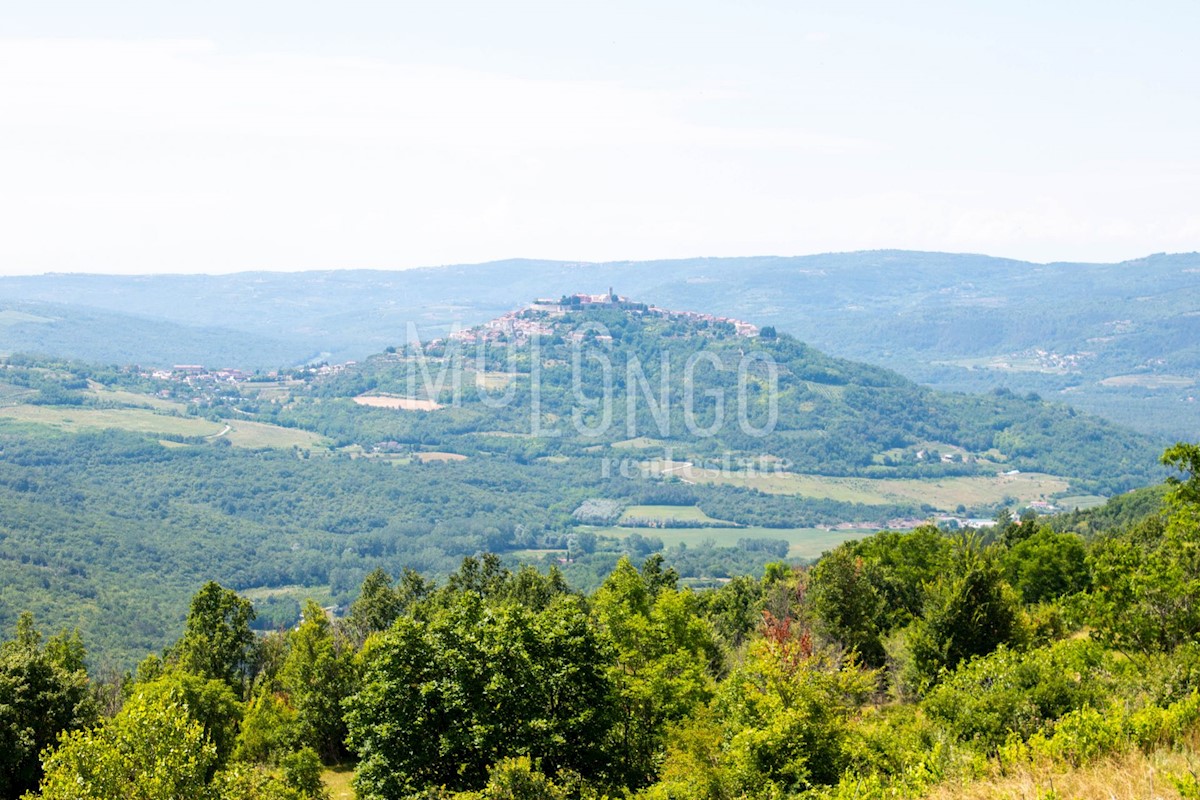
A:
[241,584,335,606]
[0,403,330,450]
[1056,494,1108,511]
[0,404,225,437]
[87,383,189,412]
[646,460,1071,510]
[413,451,468,463]
[611,436,669,450]
[474,371,516,390]
[1100,373,1196,389]
[595,525,875,560]
[222,420,330,450]
[617,504,736,526]
[353,393,442,410]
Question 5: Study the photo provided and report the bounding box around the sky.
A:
[1,1,1198,275]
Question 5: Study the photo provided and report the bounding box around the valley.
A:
[0,295,1165,666]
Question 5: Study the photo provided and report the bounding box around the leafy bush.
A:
[923,640,1112,751]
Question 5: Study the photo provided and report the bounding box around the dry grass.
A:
[322,765,356,799]
[474,371,516,390]
[646,460,1071,511]
[353,394,442,411]
[1101,374,1196,389]
[618,504,728,524]
[413,451,468,463]
[926,742,1200,800]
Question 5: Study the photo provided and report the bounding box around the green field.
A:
[938,353,1075,374]
[0,403,330,450]
[223,419,330,450]
[647,460,1071,510]
[322,766,355,800]
[611,436,668,450]
[1100,373,1196,389]
[0,404,226,437]
[1056,494,1108,511]
[617,504,734,525]
[87,384,189,412]
[594,525,876,560]
[241,584,334,606]
[241,380,302,402]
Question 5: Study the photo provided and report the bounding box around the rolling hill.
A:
[2,250,1198,439]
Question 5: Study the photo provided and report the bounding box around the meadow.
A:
[617,504,735,525]
[594,524,875,560]
[0,403,330,450]
[653,460,1072,510]
[0,404,225,438]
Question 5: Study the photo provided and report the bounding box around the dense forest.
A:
[4,443,1200,799]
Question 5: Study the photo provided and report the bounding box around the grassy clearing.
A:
[1057,494,1108,511]
[224,420,330,450]
[413,451,468,463]
[803,381,846,400]
[241,584,334,606]
[653,462,1071,511]
[87,384,188,412]
[618,504,732,525]
[939,354,1073,374]
[0,404,224,437]
[508,548,568,559]
[474,371,516,389]
[353,394,442,411]
[1101,373,1196,389]
[322,765,355,799]
[0,403,329,450]
[241,381,297,402]
[611,436,668,450]
[924,736,1200,800]
[595,525,874,560]
[475,430,535,439]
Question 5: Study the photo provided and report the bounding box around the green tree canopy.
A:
[0,614,96,797]
[30,689,216,800]
[172,582,257,692]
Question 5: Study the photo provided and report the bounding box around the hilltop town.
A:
[447,291,760,345]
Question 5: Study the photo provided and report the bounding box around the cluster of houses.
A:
[448,291,759,345]
[147,364,251,383]
[448,311,555,345]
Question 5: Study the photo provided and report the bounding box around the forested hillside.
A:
[4,444,1200,799]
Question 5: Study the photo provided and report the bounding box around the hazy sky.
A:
[2,1,1197,275]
